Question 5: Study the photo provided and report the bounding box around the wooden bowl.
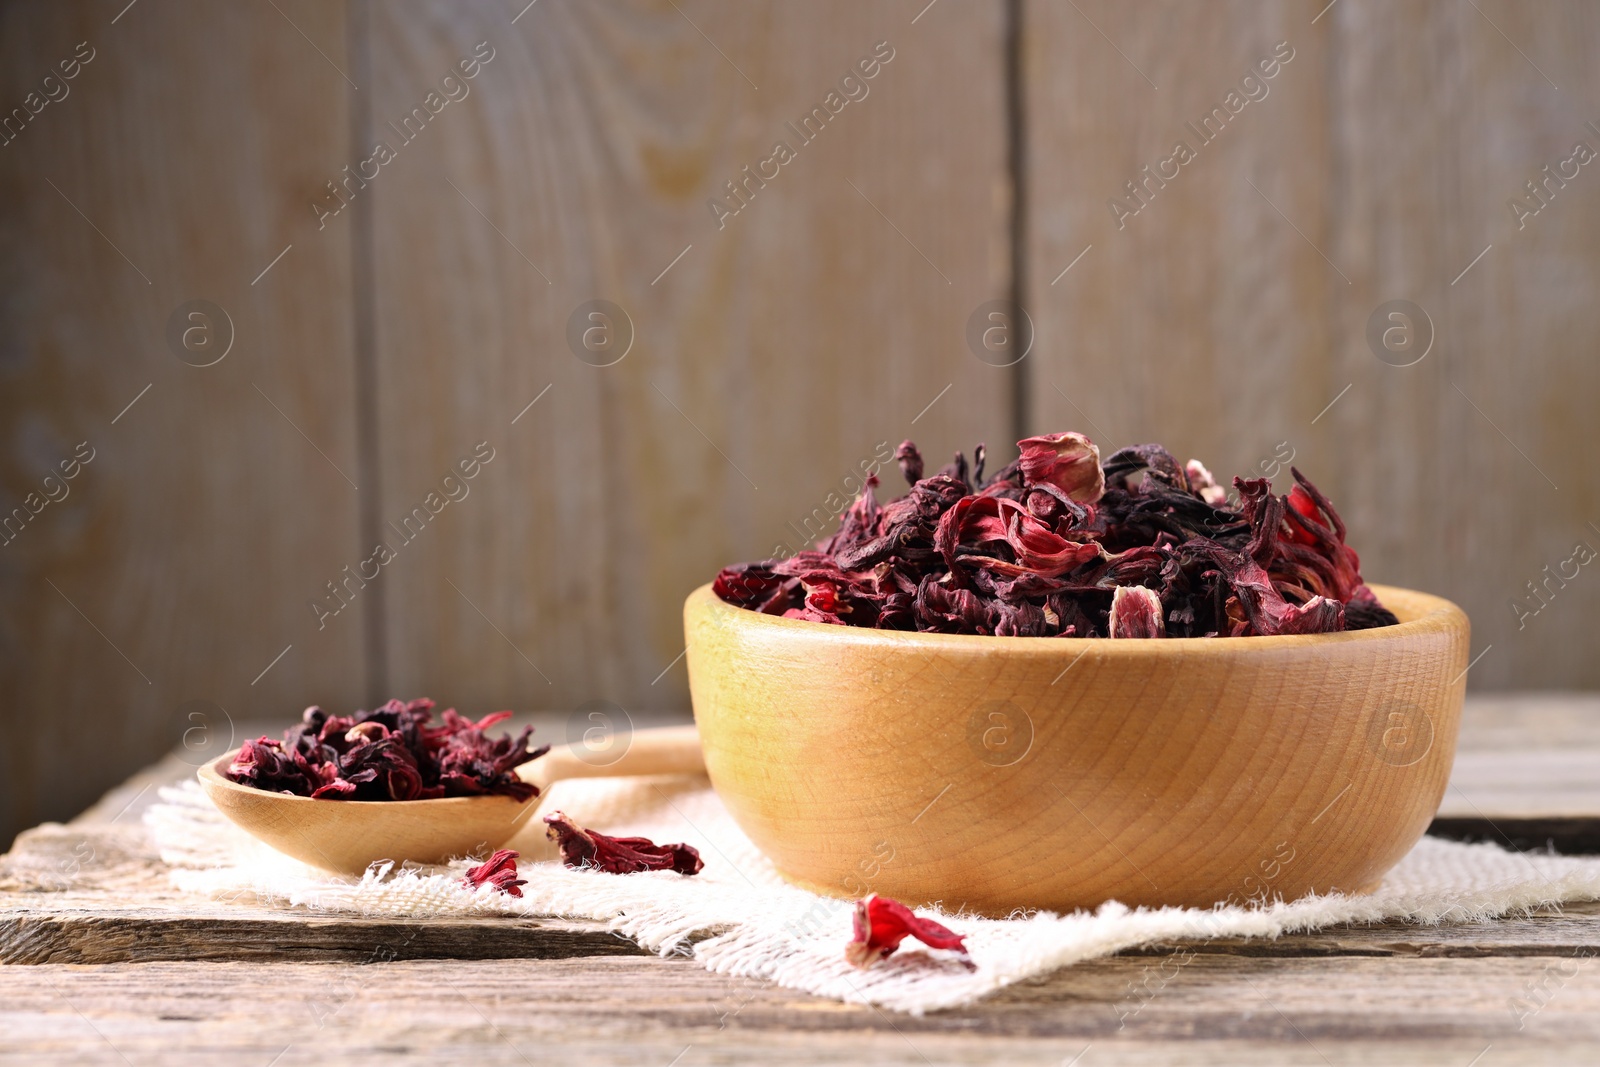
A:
[684,582,1469,915]
[198,754,538,872]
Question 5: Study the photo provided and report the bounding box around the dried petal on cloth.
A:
[845,894,970,967]
[149,775,1600,1016]
[544,810,703,876]
[463,849,526,897]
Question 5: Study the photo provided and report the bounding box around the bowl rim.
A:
[198,749,537,809]
[686,581,1466,653]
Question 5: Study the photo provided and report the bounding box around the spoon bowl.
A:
[197,724,704,873]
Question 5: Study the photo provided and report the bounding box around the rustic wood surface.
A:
[0,0,368,856]
[2,694,1599,1063]
[7,955,1600,1066]
[0,0,1010,851]
[1021,0,1600,698]
[362,0,1011,717]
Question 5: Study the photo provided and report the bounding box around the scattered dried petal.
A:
[844,894,970,968]
[463,849,526,897]
[543,811,703,876]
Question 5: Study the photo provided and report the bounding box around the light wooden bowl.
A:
[684,582,1469,915]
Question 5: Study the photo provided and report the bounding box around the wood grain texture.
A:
[0,1,366,848]
[0,695,1587,970]
[1435,693,1600,849]
[361,0,1012,718]
[196,756,540,874]
[0,817,662,966]
[6,808,1599,967]
[685,582,1469,914]
[1018,0,1335,486]
[5,956,1600,1065]
[1021,0,1600,692]
[3,694,1600,1063]
[1318,0,1600,693]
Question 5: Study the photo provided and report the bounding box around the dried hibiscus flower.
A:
[1109,585,1165,638]
[463,849,526,897]
[1016,431,1104,502]
[542,811,703,876]
[225,698,549,801]
[844,894,971,968]
[713,433,1398,638]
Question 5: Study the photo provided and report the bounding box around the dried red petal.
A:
[712,432,1391,640]
[309,777,358,799]
[1279,470,1372,605]
[844,894,970,968]
[713,562,786,608]
[1109,585,1165,638]
[224,699,547,801]
[1184,458,1229,507]
[463,848,526,897]
[1282,484,1322,546]
[894,440,924,485]
[936,495,1101,582]
[1017,432,1104,503]
[1200,541,1346,636]
[542,811,703,876]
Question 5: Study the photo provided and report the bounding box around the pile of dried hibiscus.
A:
[714,433,1397,638]
[225,698,546,801]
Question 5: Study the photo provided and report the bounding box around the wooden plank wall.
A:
[363,0,1010,714]
[0,2,366,841]
[1023,0,1600,690]
[0,0,1012,845]
[1,0,1597,847]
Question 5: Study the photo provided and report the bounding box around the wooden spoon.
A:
[197,724,705,874]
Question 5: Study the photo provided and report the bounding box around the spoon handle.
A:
[525,723,705,788]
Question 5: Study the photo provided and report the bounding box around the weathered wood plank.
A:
[1456,693,1600,751]
[0,914,652,966]
[1020,0,1600,691]
[8,895,1600,968]
[1440,751,1600,819]
[4,693,1600,1061]
[0,818,654,966]
[3,955,1600,1064]
[1441,694,1600,825]
[0,0,366,850]
[1019,0,1336,510]
[359,0,1013,717]
[4,693,1600,969]
[1316,0,1600,694]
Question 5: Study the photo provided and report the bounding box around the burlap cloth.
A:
[147,775,1600,1015]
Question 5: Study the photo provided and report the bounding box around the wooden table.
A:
[5,694,1600,1066]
